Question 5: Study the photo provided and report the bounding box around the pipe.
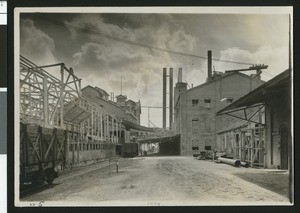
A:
[218,157,241,167]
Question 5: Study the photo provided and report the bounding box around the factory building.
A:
[173,51,264,156]
[217,69,292,170]
[82,86,141,125]
[115,94,141,125]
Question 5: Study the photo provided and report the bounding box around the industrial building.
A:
[217,69,292,170]
[19,55,154,170]
[173,51,265,156]
[82,86,141,125]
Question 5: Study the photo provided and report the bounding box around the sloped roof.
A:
[188,71,264,92]
[217,69,291,115]
[121,120,154,132]
[95,86,109,96]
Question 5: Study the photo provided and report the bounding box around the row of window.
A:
[192,98,211,108]
[68,143,114,152]
[192,146,211,151]
[192,97,234,107]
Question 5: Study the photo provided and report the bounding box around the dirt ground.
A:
[20,156,291,206]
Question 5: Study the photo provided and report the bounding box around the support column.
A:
[106,115,109,142]
[116,120,119,143]
[60,65,64,128]
[91,108,94,142]
[100,112,103,142]
[163,68,167,129]
[169,68,173,130]
[112,118,115,143]
[43,76,49,127]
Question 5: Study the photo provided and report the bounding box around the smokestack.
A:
[163,68,167,129]
[178,68,182,83]
[169,68,173,130]
[207,50,212,82]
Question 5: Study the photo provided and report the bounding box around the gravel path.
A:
[20,156,290,206]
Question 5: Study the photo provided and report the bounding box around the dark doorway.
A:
[159,135,180,155]
[280,126,289,170]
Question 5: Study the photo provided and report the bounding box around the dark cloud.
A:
[100,14,149,29]
[20,19,56,64]
[19,11,290,127]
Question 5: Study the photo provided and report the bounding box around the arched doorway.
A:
[280,126,289,170]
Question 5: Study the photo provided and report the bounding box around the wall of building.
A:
[66,142,116,165]
[175,73,264,156]
[265,90,291,169]
[82,86,138,124]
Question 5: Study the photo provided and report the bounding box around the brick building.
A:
[174,51,264,156]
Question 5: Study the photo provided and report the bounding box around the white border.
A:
[0,155,7,212]
[15,6,292,14]
[14,6,293,207]
[14,9,20,206]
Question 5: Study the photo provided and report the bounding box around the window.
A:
[192,139,199,150]
[205,146,211,150]
[192,119,199,134]
[255,124,260,135]
[192,146,199,150]
[204,98,211,108]
[205,139,212,149]
[192,99,199,106]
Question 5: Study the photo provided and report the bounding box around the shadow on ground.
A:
[233,172,289,198]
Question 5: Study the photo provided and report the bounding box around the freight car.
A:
[121,143,138,157]
[20,123,67,188]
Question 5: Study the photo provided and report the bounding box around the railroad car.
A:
[121,143,138,157]
[20,123,67,188]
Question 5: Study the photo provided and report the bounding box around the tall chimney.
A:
[178,68,182,83]
[169,68,173,130]
[163,68,167,129]
[207,50,212,82]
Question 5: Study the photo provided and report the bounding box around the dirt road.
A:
[20,156,290,206]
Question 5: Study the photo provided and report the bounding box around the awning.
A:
[64,105,91,124]
[139,134,180,144]
[121,120,154,132]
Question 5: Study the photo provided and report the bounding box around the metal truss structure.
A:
[20,55,81,128]
[19,55,123,146]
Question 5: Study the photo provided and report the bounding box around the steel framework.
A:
[20,55,123,145]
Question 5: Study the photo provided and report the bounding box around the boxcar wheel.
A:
[46,173,54,184]
[33,173,45,186]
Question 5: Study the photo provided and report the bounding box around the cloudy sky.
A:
[19,8,291,127]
